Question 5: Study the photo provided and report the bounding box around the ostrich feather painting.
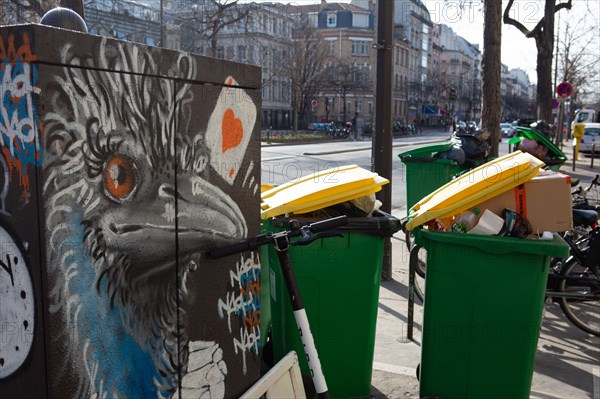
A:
[0,26,261,398]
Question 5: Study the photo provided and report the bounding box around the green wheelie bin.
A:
[510,126,567,171]
[399,142,470,212]
[415,229,569,399]
[263,211,400,398]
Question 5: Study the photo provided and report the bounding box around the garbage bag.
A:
[456,133,489,164]
[517,138,548,161]
[436,145,466,165]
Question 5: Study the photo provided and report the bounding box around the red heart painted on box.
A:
[222,108,243,153]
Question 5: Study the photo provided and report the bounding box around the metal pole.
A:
[372,0,394,281]
[160,0,165,47]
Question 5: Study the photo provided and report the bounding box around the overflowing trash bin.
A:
[510,126,567,171]
[414,229,568,399]
[264,213,400,398]
[405,151,570,399]
[399,142,469,213]
[260,165,400,398]
[399,135,492,214]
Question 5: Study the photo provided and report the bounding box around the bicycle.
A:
[209,215,349,399]
[572,174,600,211]
[546,208,600,336]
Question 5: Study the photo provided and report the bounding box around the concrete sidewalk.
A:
[369,141,600,399]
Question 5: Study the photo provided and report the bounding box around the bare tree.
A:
[281,18,326,131]
[326,60,370,125]
[1,0,59,23]
[555,14,600,138]
[177,0,251,58]
[557,18,599,103]
[503,0,573,125]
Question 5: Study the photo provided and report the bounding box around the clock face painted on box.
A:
[0,225,34,378]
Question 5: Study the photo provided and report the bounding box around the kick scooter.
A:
[209,215,349,399]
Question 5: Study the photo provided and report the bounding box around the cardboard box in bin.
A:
[475,171,572,233]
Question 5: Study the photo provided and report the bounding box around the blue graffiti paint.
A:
[0,59,43,172]
[62,212,164,398]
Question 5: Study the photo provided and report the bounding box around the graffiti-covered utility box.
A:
[0,23,262,399]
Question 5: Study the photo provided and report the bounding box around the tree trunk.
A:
[536,0,556,125]
[481,0,502,157]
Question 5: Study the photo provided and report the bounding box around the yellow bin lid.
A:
[405,151,545,231]
[260,165,389,219]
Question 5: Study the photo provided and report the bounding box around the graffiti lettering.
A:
[0,63,40,153]
[217,253,261,374]
[0,33,42,197]
[233,324,260,374]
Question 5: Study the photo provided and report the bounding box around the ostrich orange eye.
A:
[103,155,136,200]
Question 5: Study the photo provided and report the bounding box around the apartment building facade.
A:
[2,0,531,130]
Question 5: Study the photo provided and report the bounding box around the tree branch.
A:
[555,0,572,13]
[503,0,532,37]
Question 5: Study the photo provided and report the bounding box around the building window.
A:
[353,13,369,28]
[327,12,337,27]
[261,15,267,31]
[351,40,370,56]
[421,53,428,68]
[327,40,336,56]
[217,46,225,59]
[356,98,363,114]
[237,45,246,62]
[262,79,269,100]
[272,80,279,101]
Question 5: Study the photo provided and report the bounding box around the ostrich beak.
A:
[101,176,248,269]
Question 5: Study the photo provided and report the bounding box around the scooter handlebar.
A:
[208,216,348,259]
[307,215,348,233]
[208,234,272,259]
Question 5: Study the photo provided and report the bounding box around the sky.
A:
[243,0,600,85]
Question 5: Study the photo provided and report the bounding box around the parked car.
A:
[575,123,600,153]
[511,120,518,136]
[500,122,513,138]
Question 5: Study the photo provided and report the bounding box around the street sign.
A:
[556,82,573,99]
[311,99,317,107]
[551,98,559,110]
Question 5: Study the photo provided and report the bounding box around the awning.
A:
[422,104,438,115]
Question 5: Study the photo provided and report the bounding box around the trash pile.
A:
[435,131,490,167]
[405,151,573,238]
[509,125,567,171]
[260,165,389,219]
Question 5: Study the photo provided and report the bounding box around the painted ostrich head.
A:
[42,39,248,398]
